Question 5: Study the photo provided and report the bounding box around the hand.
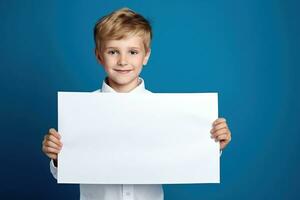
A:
[210,118,231,150]
[42,128,63,166]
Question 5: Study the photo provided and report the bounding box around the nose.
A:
[117,53,128,66]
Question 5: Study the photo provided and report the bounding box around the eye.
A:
[129,50,138,55]
[107,50,119,55]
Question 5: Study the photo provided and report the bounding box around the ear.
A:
[95,48,104,66]
[143,48,151,66]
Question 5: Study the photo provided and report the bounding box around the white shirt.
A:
[50,77,164,200]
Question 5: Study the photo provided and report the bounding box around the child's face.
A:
[96,36,151,91]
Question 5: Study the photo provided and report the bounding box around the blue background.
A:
[0,0,299,199]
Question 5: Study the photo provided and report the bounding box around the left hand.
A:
[210,118,232,150]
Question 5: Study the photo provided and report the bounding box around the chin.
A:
[111,76,138,86]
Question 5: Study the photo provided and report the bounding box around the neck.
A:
[107,77,140,93]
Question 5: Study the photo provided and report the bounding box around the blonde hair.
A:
[94,8,152,52]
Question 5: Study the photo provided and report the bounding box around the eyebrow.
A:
[104,47,141,50]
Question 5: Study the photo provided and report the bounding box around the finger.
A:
[216,134,228,142]
[45,140,62,150]
[47,134,62,146]
[42,134,50,144]
[213,118,226,126]
[211,123,227,133]
[211,128,228,138]
[43,146,60,154]
[220,133,231,149]
[42,137,46,145]
[49,128,61,140]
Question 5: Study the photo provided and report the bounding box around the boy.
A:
[42,8,231,200]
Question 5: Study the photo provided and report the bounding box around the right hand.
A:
[42,128,63,164]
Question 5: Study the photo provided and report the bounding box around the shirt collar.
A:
[101,77,147,93]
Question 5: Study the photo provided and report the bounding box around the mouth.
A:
[114,69,133,74]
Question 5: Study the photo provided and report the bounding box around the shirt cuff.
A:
[50,159,58,180]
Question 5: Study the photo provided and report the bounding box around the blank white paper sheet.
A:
[57,92,219,184]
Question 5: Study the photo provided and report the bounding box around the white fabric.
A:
[50,77,163,200]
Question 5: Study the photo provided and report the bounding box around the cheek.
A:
[130,56,145,67]
[103,57,116,68]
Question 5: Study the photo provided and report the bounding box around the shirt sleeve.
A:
[50,159,57,179]
[220,150,222,157]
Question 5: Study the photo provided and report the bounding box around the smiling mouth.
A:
[114,69,132,74]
